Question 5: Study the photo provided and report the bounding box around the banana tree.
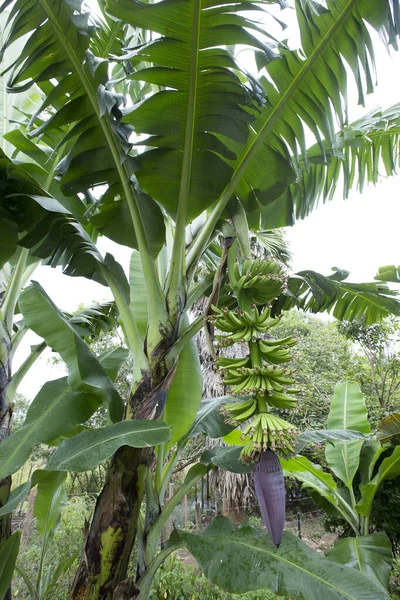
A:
[1,0,400,598]
[283,381,400,591]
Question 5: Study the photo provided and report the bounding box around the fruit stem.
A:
[249,341,262,367]
[256,394,268,413]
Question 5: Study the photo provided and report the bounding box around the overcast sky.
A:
[12,3,400,398]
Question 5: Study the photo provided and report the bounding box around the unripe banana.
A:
[217,356,251,369]
[260,336,296,348]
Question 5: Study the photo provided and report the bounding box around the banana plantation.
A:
[1,0,400,599]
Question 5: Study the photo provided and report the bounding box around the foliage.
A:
[12,495,96,600]
[150,555,279,600]
[180,517,390,599]
[284,382,399,589]
[338,317,400,415]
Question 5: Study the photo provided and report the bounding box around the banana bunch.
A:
[221,364,296,396]
[210,305,277,346]
[220,398,258,424]
[211,249,299,462]
[239,413,298,463]
[229,257,287,305]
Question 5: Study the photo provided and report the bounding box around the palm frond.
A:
[272,268,400,323]
[0,0,165,256]
[259,104,400,227]
[231,0,400,228]
[251,229,292,265]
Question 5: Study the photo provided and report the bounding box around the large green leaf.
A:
[0,0,166,256]
[96,347,129,382]
[272,270,400,324]
[0,154,60,269]
[0,338,129,480]
[0,338,129,479]
[282,455,357,525]
[165,332,202,449]
[0,378,101,479]
[185,396,238,440]
[0,481,31,517]
[19,282,124,422]
[18,201,108,285]
[326,533,393,590]
[106,0,400,228]
[296,429,368,453]
[325,383,370,488]
[357,445,400,516]
[266,106,400,226]
[358,439,385,485]
[106,0,265,221]
[225,0,400,229]
[34,471,67,541]
[327,383,370,434]
[180,517,390,599]
[0,531,21,600]
[201,446,253,474]
[46,420,171,472]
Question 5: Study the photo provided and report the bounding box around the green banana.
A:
[211,249,301,461]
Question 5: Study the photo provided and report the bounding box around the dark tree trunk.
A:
[72,353,176,600]
[72,445,152,600]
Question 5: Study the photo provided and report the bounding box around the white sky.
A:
[12,4,400,399]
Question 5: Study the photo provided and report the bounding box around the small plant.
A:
[284,382,400,591]
[13,486,95,600]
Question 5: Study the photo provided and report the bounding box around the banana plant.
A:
[1,0,400,598]
[0,178,121,548]
[15,471,70,600]
[283,381,400,591]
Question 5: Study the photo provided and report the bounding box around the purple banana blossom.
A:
[254,449,285,547]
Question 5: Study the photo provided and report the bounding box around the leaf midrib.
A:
[49,423,170,469]
[36,0,163,330]
[201,536,370,600]
[228,0,359,191]
[177,0,201,224]
[352,538,363,574]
